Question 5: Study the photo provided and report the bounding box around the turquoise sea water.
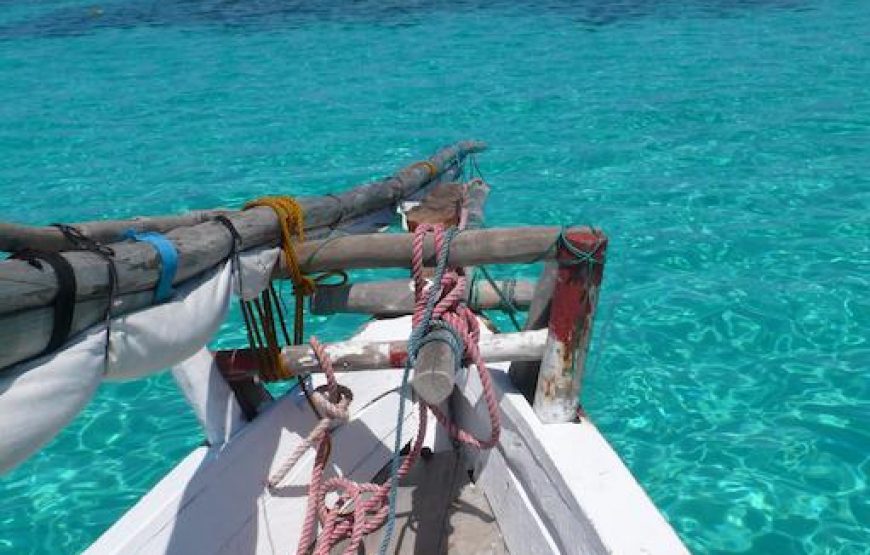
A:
[1,1,868,553]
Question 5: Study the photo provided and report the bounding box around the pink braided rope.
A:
[294,337,429,555]
[294,209,501,554]
[412,224,501,449]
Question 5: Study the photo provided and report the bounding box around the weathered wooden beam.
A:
[533,231,608,424]
[412,330,459,405]
[0,141,485,315]
[310,278,533,316]
[0,211,228,254]
[0,142,480,253]
[0,290,152,370]
[279,226,589,275]
[508,262,558,401]
[0,213,393,371]
[463,179,490,230]
[0,227,586,372]
[214,329,548,380]
[405,183,463,231]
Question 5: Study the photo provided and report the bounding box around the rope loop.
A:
[244,196,316,297]
[554,227,606,267]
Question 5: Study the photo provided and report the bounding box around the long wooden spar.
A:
[0,140,484,253]
[0,140,485,315]
[0,226,591,371]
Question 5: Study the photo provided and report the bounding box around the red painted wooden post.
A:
[533,230,607,423]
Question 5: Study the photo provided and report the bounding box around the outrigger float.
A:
[0,141,688,554]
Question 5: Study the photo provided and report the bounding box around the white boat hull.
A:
[88,317,687,555]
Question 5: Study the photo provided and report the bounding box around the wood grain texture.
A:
[411,338,457,406]
[508,262,558,401]
[0,142,482,253]
[214,329,547,380]
[279,226,585,274]
[310,278,533,316]
[0,141,485,315]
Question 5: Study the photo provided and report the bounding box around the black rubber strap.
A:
[14,250,77,355]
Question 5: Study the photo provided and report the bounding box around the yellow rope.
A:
[245,196,315,297]
[241,196,316,381]
[410,160,438,178]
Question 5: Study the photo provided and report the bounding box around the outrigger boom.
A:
[0,141,688,554]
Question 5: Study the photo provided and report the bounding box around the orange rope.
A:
[410,160,438,178]
[245,196,315,298]
[241,196,316,380]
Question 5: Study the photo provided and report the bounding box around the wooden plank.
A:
[85,369,416,555]
[281,226,593,275]
[362,450,509,555]
[0,141,486,314]
[311,278,533,317]
[508,262,557,401]
[214,328,548,380]
[473,440,558,555]
[455,360,689,555]
[0,141,484,253]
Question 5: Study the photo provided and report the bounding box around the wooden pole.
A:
[412,330,459,405]
[280,226,582,275]
[214,329,547,381]
[0,141,485,315]
[532,231,607,424]
[463,180,490,230]
[0,226,584,371]
[0,141,483,253]
[310,278,533,316]
[508,262,557,401]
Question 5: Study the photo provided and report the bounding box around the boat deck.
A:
[360,450,508,555]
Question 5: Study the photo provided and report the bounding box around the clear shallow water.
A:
[1,0,868,553]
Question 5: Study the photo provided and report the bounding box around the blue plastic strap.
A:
[123,229,178,303]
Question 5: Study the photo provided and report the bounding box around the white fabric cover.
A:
[170,348,246,447]
[106,262,232,380]
[236,247,280,301]
[0,328,105,474]
[0,247,281,474]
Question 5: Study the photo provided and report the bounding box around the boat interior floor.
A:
[338,449,508,555]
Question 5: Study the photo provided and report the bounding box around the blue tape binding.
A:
[123,229,178,303]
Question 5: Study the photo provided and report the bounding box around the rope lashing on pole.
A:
[269,223,501,554]
[273,337,428,555]
[51,223,118,371]
[10,249,77,356]
[470,266,522,331]
[122,229,178,303]
[379,223,502,554]
[244,196,316,346]
[234,196,317,382]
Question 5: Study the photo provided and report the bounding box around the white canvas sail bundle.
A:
[0,248,280,474]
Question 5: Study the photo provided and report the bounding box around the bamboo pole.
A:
[0,142,481,253]
[310,279,533,316]
[214,329,548,380]
[0,141,485,315]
